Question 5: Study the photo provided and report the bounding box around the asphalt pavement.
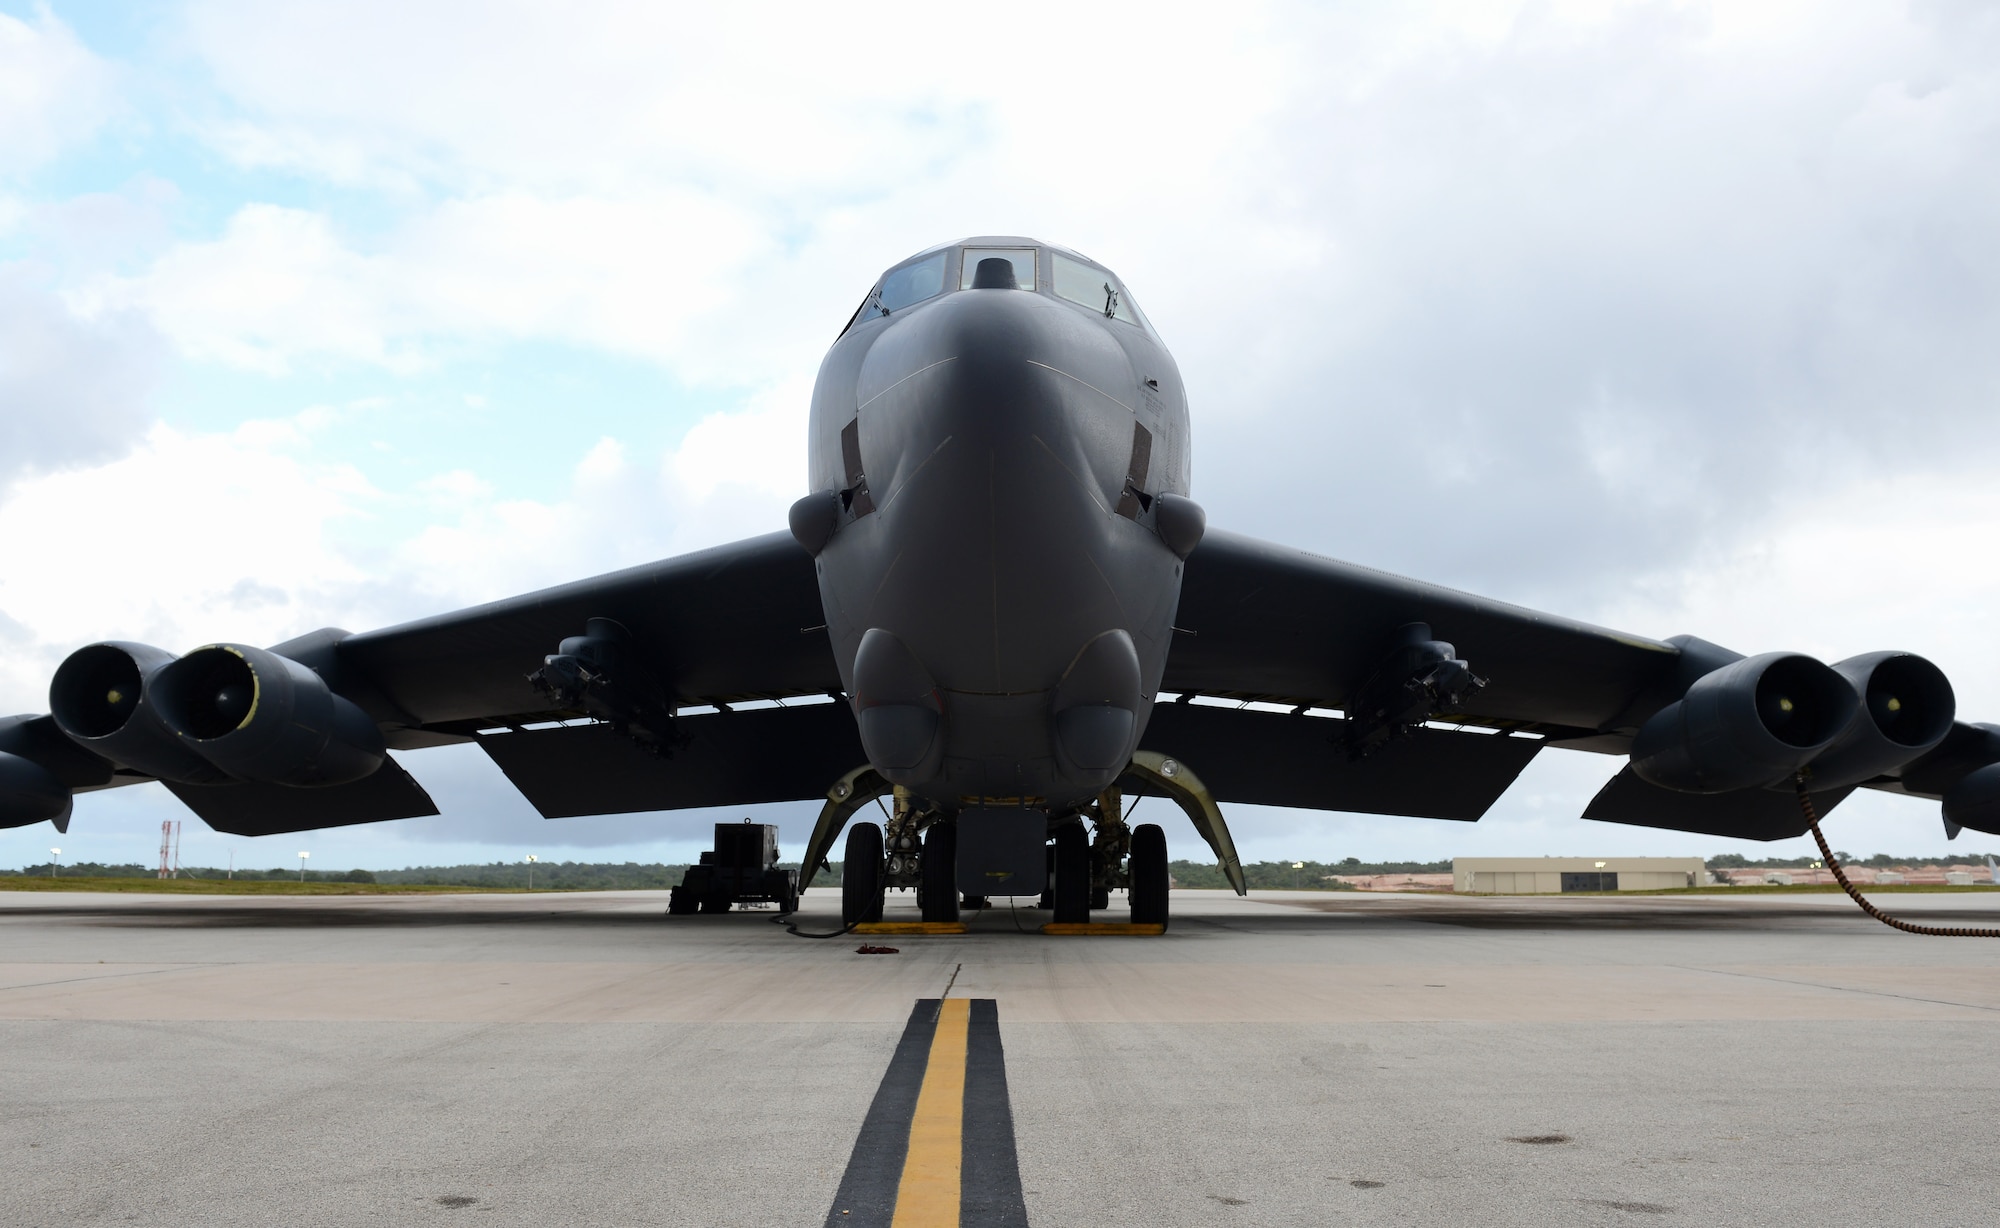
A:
[3,886,1997,1227]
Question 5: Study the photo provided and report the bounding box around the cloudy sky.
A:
[4,0,1998,873]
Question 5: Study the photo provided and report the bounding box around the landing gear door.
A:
[956,808,1047,899]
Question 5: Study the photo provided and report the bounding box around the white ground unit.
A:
[1454,856,1705,894]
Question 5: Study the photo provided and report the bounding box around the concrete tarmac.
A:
[4,886,1999,1226]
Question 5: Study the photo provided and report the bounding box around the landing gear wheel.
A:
[842,822,885,926]
[921,822,960,923]
[1129,822,1169,929]
[1053,823,1090,924]
[666,886,698,915]
[1035,845,1055,910]
[1090,887,1110,911]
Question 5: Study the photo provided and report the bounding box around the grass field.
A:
[1588,882,2000,896]
[0,876,559,896]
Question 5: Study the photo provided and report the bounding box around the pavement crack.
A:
[1681,965,2000,1014]
[0,965,221,993]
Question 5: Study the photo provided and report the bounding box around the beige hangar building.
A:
[1454,857,1705,894]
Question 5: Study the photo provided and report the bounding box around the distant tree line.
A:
[1167,859,1439,890]
[2,861,846,889]
[1704,851,1996,870]
[19,851,1986,890]
[8,861,388,883]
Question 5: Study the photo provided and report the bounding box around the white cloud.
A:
[1593,465,2000,714]
[0,266,164,490]
[76,193,776,376]
[665,376,809,503]
[0,390,803,712]
[0,416,379,702]
[12,0,2000,865]
[0,7,117,176]
[0,391,806,859]
[178,0,1272,198]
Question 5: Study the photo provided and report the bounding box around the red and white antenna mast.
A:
[157,820,181,879]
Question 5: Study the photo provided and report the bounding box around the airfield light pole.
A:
[525,854,538,892]
[49,848,60,878]
[298,851,310,883]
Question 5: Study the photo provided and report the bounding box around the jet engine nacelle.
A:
[1629,652,1858,794]
[151,643,386,787]
[49,642,234,784]
[1943,761,2000,837]
[0,751,69,829]
[1802,652,1956,788]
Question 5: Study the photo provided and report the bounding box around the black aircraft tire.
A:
[1129,823,1169,929]
[921,823,960,923]
[1053,824,1090,924]
[843,822,885,926]
[1035,845,1055,909]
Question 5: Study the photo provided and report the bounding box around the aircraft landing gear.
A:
[842,822,885,926]
[1052,823,1090,923]
[1129,822,1169,928]
[1087,788,1131,913]
[921,821,960,923]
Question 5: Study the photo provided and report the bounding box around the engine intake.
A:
[1804,652,1956,788]
[49,642,232,783]
[152,644,385,787]
[1630,651,1858,793]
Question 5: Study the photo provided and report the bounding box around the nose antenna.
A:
[970,257,1018,290]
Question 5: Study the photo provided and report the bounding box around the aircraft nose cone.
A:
[822,284,1181,807]
[858,287,1139,464]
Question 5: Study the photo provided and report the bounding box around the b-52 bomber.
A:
[6,237,1999,928]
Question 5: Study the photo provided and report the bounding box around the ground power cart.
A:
[668,822,799,915]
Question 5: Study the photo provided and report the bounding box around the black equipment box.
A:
[668,821,798,915]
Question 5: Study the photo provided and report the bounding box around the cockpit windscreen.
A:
[1053,253,1142,326]
[879,251,949,314]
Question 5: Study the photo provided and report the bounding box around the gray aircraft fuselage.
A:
[803,237,1192,811]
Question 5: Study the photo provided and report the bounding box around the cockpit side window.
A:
[1053,253,1141,326]
[960,248,1037,291]
[878,251,950,315]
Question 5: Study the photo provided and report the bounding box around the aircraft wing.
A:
[2,532,847,837]
[1162,528,1681,734]
[1150,528,1938,840]
[335,530,837,734]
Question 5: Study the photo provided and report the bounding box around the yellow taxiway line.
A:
[890,997,970,1227]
